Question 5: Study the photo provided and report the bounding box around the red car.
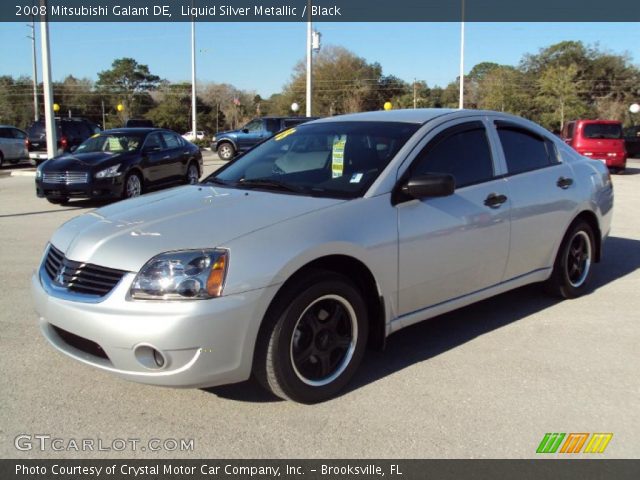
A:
[561,119,627,173]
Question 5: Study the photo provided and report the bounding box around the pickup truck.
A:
[212,116,318,160]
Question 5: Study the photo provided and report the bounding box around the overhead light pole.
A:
[27,18,39,121]
[39,0,57,159]
[458,0,465,110]
[191,13,197,139]
[305,0,312,117]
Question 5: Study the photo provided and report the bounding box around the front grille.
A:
[42,171,89,184]
[43,244,126,297]
[51,325,109,360]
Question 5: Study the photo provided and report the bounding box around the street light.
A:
[26,19,39,121]
[39,0,57,159]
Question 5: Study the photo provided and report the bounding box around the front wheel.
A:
[545,220,596,299]
[254,270,368,403]
[122,172,143,199]
[217,143,235,160]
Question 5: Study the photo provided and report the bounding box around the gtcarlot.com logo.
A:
[14,434,195,452]
[536,433,613,454]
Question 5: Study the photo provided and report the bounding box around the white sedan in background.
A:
[182,131,206,142]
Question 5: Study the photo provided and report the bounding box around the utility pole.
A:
[27,18,39,121]
[305,0,312,117]
[101,99,106,129]
[190,14,197,138]
[458,0,465,110]
[39,0,57,159]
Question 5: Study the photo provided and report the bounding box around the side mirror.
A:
[241,128,249,134]
[401,173,455,199]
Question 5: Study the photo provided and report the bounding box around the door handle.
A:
[557,176,574,189]
[484,193,508,209]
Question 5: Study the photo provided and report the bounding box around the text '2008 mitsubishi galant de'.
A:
[32,109,613,403]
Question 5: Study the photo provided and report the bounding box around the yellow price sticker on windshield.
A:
[332,135,347,178]
[274,128,296,141]
[91,133,100,138]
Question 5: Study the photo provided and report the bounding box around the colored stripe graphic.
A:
[560,433,589,453]
[536,433,565,453]
[584,433,613,453]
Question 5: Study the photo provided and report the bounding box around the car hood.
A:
[43,152,126,170]
[50,185,345,272]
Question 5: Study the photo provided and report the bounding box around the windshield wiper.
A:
[203,177,232,186]
[236,178,306,193]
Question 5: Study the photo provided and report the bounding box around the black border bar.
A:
[3,0,640,22]
[2,459,640,480]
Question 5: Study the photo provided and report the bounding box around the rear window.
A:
[583,123,622,139]
[27,121,61,137]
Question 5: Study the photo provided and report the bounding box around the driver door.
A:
[397,120,511,315]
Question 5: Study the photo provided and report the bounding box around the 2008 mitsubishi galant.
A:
[32,109,613,403]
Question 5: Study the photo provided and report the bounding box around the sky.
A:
[0,22,638,97]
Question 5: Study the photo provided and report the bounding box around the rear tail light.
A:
[607,153,617,157]
[25,138,31,150]
[59,136,68,149]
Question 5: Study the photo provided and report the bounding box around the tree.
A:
[536,64,586,130]
[95,58,161,120]
[146,83,212,133]
[280,46,399,116]
[477,66,531,115]
[0,76,34,128]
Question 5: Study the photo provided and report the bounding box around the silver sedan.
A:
[32,109,613,403]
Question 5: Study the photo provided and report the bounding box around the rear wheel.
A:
[185,162,200,185]
[254,270,368,403]
[0,151,4,167]
[122,172,143,199]
[217,142,235,161]
[545,220,595,298]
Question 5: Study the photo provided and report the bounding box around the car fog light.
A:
[153,349,165,368]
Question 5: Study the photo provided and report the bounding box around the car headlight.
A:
[130,249,228,300]
[211,136,216,143]
[95,164,122,178]
[35,167,42,179]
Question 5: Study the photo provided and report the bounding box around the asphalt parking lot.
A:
[1,157,639,459]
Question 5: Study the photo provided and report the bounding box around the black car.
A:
[125,118,154,128]
[27,117,101,165]
[36,128,203,205]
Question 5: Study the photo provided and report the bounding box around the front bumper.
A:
[32,267,279,388]
[36,176,124,200]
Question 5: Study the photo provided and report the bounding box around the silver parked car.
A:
[0,125,28,166]
[32,109,613,403]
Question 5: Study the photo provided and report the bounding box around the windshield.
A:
[208,121,419,198]
[75,133,144,154]
[583,123,622,139]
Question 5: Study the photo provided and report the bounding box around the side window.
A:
[412,123,495,188]
[144,133,164,151]
[162,132,180,149]
[497,126,551,175]
[244,120,263,132]
[12,129,26,139]
[0,128,11,139]
[265,119,280,134]
[566,122,575,139]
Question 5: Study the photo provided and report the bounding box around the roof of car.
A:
[101,128,165,134]
[311,108,460,124]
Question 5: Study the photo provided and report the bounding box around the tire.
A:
[254,270,368,403]
[0,151,4,167]
[47,197,68,205]
[545,220,596,299]
[122,172,143,199]
[217,142,235,161]
[185,162,200,185]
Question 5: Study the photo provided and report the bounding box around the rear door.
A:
[492,121,577,280]
[11,128,28,159]
[140,132,167,185]
[160,131,185,183]
[397,119,511,315]
[0,128,17,159]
